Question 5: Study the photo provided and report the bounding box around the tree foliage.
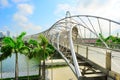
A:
[0,32,55,80]
[0,32,26,80]
[96,33,120,48]
[0,32,26,61]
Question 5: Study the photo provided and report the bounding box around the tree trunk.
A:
[39,60,41,80]
[42,45,46,80]
[1,61,2,79]
[27,58,29,80]
[42,60,45,80]
[15,53,19,80]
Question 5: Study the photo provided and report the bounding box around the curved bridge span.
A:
[37,11,120,80]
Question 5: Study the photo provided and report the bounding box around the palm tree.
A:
[19,40,32,80]
[39,34,48,80]
[0,32,26,80]
[19,39,41,80]
[39,34,55,80]
[20,34,54,80]
[28,39,42,80]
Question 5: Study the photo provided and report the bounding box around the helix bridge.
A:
[35,11,120,80]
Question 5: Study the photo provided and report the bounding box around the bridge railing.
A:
[74,44,120,79]
[75,44,106,68]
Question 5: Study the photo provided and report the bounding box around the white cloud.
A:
[0,0,9,8]
[19,23,42,35]
[13,3,33,23]
[17,3,33,15]
[54,0,120,37]
[55,4,71,14]
[13,3,41,35]
[13,4,33,24]
[55,0,120,20]
[13,13,28,23]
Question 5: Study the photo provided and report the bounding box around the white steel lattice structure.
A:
[41,11,120,79]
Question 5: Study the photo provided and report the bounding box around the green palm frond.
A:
[19,46,30,55]
[26,39,41,59]
[39,45,55,60]
[44,47,54,58]
[39,34,48,46]
[46,43,55,55]
[0,45,13,61]
[16,40,24,49]
[33,48,40,55]
[17,32,26,40]
[28,39,38,47]
[0,32,27,61]
[38,34,55,60]
[33,47,42,57]
[47,43,55,50]
[2,37,15,48]
[28,47,39,59]
[16,32,26,49]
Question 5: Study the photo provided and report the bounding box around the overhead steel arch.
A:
[43,11,120,47]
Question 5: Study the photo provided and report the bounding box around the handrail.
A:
[74,43,120,52]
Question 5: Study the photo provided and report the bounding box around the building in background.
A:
[6,30,10,37]
[0,31,5,38]
[0,30,11,39]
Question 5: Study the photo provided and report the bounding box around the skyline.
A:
[0,0,120,36]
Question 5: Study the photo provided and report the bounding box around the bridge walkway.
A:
[55,43,120,80]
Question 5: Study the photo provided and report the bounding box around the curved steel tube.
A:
[69,26,82,78]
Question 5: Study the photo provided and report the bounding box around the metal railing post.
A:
[106,51,111,71]
[86,47,88,59]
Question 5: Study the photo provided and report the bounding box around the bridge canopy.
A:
[41,11,120,49]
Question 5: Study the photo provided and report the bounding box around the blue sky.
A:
[0,0,120,36]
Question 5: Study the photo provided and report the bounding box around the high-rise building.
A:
[0,31,5,38]
[7,30,10,37]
